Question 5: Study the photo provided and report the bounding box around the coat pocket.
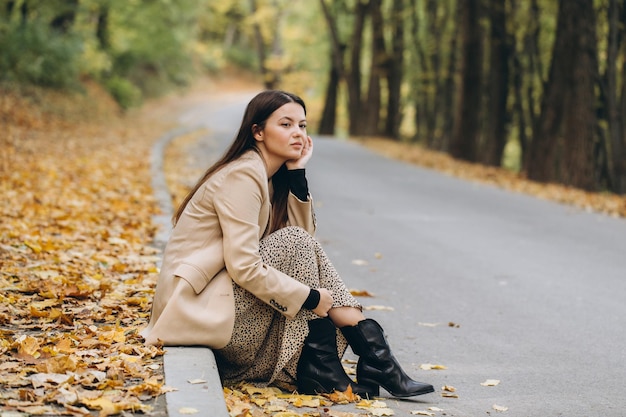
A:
[173,262,225,294]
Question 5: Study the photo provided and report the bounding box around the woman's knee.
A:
[282,225,313,240]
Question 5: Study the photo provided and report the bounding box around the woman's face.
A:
[255,102,307,168]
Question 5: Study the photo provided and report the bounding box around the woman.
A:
[142,90,434,398]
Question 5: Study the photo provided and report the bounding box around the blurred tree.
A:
[50,0,78,34]
[317,0,343,135]
[318,0,369,136]
[363,0,386,136]
[408,0,456,150]
[383,0,404,139]
[481,0,510,166]
[450,0,483,162]
[527,0,599,190]
[4,0,626,195]
[601,0,626,193]
[95,2,110,50]
[249,0,279,89]
[347,0,369,136]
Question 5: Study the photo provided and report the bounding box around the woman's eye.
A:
[282,123,291,127]
[300,124,307,129]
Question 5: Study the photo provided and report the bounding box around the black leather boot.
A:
[341,318,434,397]
[297,318,376,397]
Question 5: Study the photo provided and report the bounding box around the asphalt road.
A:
[177,91,626,417]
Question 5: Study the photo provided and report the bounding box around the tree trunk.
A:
[96,4,110,50]
[450,0,483,162]
[408,0,430,143]
[249,0,271,89]
[318,0,348,136]
[482,0,510,166]
[347,0,369,136]
[441,0,459,152]
[429,0,450,150]
[363,0,386,136]
[527,0,599,190]
[615,0,626,193]
[318,62,340,135]
[268,0,284,88]
[512,52,528,165]
[384,0,404,139]
[509,0,528,168]
[524,0,543,150]
[5,1,28,22]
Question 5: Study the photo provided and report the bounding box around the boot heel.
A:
[357,380,379,398]
[297,376,327,394]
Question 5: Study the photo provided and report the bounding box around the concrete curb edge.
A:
[150,126,229,417]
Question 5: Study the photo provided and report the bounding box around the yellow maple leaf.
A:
[18,335,41,357]
[81,397,125,417]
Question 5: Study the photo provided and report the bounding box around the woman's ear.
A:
[252,124,263,141]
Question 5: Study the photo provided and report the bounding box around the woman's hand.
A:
[312,288,333,317]
[286,135,313,170]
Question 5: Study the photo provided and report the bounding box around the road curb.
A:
[150,126,229,417]
[161,347,229,417]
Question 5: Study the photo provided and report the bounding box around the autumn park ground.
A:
[2,74,626,417]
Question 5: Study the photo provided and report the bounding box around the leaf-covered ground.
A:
[1,83,172,416]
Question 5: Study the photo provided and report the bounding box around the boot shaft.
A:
[303,317,340,354]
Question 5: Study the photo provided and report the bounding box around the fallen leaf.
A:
[493,404,508,412]
[410,411,434,416]
[356,399,388,409]
[178,407,199,414]
[481,379,500,386]
[80,397,125,417]
[441,385,458,398]
[326,411,361,417]
[17,335,41,357]
[351,259,369,266]
[30,373,73,388]
[242,383,282,397]
[371,408,395,416]
[417,322,440,327]
[324,385,359,404]
[349,288,375,297]
[363,305,394,311]
[187,378,207,384]
[419,363,447,370]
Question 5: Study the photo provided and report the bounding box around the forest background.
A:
[2,0,626,195]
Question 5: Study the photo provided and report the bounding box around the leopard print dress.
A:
[213,226,361,390]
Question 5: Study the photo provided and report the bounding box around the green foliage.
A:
[0,22,82,90]
[104,0,200,98]
[104,76,142,110]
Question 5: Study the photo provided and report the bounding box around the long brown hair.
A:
[173,90,306,234]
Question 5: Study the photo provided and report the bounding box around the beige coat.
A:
[141,150,316,348]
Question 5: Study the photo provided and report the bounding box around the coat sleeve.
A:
[213,164,310,319]
[287,193,316,235]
